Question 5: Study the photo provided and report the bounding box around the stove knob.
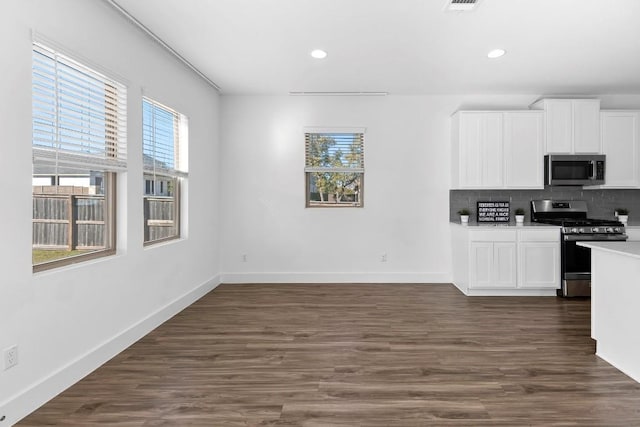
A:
[592,227,600,233]
[571,227,579,233]
[615,227,622,233]
[606,227,614,233]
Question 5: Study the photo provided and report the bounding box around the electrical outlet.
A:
[4,345,18,370]
[381,253,387,262]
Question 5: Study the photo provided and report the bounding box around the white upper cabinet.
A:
[451,111,543,189]
[543,100,573,153]
[482,114,504,187]
[531,98,601,154]
[452,112,503,188]
[503,112,544,188]
[573,100,601,153]
[599,111,640,188]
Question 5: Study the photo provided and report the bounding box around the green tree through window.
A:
[305,130,364,207]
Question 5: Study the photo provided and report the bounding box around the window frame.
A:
[304,128,365,208]
[31,41,126,272]
[142,176,181,246]
[32,173,117,273]
[304,172,365,208]
[142,97,187,246]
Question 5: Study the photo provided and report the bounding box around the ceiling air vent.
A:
[444,0,481,12]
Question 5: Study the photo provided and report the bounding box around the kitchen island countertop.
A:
[577,241,640,259]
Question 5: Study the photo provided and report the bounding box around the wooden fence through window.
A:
[144,196,177,242]
[32,189,106,250]
[33,188,177,249]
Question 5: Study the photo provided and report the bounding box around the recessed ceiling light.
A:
[311,49,328,59]
[487,49,506,59]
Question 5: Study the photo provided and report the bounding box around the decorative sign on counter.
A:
[477,201,510,223]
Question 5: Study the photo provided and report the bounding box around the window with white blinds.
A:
[32,42,127,171]
[142,98,187,179]
[142,98,187,244]
[304,129,365,207]
[31,41,125,271]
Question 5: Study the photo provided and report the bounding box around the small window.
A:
[304,129,365,207]
[32,42,126,271]
[142,98,188,245]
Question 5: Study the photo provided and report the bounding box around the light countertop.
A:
[577,241,640,260]
[450,221,560,229]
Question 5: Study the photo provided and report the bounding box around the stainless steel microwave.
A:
[544,154,605,186]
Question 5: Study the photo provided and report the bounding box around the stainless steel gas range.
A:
[531,200,627,297]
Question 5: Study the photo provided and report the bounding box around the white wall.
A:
[0,1,220,424]
[219,95,513,283]
[219,94,640,284]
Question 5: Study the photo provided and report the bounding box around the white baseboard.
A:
[220,272,451,284]
[596,349,640,384]
[1,275,221,426]
[451,280,559,297]
[465,288,557,297]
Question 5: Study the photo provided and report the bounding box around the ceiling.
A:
[112,0,640,95]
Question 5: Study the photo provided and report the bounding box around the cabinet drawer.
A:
[469,230,516,242]
[518,229,560,242]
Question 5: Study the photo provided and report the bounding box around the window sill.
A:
[143,235,184,249]
[32,249,118,276]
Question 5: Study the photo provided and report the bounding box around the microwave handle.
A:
[589,161,596,180]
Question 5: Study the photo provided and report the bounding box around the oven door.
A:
[562,238,591,280]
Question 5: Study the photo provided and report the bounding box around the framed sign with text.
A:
[477,201,510,223]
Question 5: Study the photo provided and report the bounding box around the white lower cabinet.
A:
[469,242,516,289]
[518,242,559,288]
[452,225,560,296]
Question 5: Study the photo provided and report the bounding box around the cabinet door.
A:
[482,113,504,187]
[469,242,493,289]
[458,113,484,187]
[573,100,601,153]
[504,112,544,188]
[469,242,516,289]
[518,242,560,289]
[545,100,573,153]
[493,242,517,288]
[601,111,639,188]
[457,112,503,188]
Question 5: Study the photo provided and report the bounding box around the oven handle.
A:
[564,234,628,242]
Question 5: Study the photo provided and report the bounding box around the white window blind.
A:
[305,131,365,173]
[32,42,127,171]
[142,98,187,178]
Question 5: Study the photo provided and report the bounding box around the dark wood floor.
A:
[19,284,640,426]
